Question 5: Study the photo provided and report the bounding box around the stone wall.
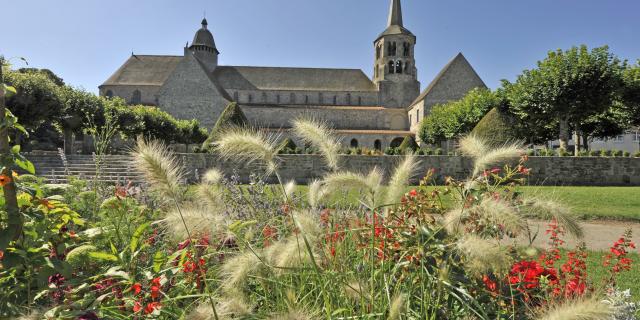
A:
[178,154,640,186]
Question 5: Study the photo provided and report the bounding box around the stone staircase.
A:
[27,154,146,185]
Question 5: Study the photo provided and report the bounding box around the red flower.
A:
[490,168,501,174]
[152,277,162,287]
[144,302,161,314]
[409,189,418,197]
[482,274,498,293]
[150,286,160,299]
[0,174,12,187]
[131,283,142,295]
[133,300,142,313]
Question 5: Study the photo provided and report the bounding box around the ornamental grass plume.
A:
[292,118,341,171]
[268,309,317,320]
[198,168,224,207]
[388,293,407,320]
[322,167,384,208]
[536,298,613,320]
[443,198,525,236]
[520,197,583,238]
[132,137,185,199]
[164,206,225,241]
[456,235,513,275]
[307,179,327,209]
[344,280,368,301]
[189,293,253,320]
[384,153,419,206]
[214,127,281,174]
[219,250,264,292]
[283,180,297,201]
[458,134,523,177]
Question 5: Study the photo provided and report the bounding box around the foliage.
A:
[277,138,298,154]
[503,45,627,149]
[471,107,520,147]
[202,102,248,149]
[418,88,499,144]
[397,135,419,152]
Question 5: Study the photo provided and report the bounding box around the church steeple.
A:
[388,0,403,27]
[373,0,420,109]
[186,18,219,72]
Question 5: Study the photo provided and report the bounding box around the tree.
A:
[4,70,64,139]
[621,61,640,126]
[503,45,626,151]
[470,107,520,147]
[202,102,248,149]
[418,88,499,144]
[398,135,419,152]
[17,68,64,86]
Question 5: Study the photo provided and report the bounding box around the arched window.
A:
[290,93,296,104]
[388,61,395,74]
[276,94,281,103]
[304,95,309,104]
[390,137,404,148]
[390,42,397,56]
[395,61,403,74]
[248,94,253,103]
[333,96,337,105]
[374,140,382,150]
[105,90,113,98]
[346,93,351,105]
[357,96,362,105]
[131,90,141,104]
[262,92,268,103]
[319,92,323,104]
[376,46,381,59]
[233,91,239,101]
[404,62,410,74]
[374,67,378,78]
[350,139,359,148]
[403,42,410,57]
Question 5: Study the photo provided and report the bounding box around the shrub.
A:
[623,151,631,157]
[588,149,599,156]
[470,107,519,147]
[635,151,640,158]
[416,149,425,155]
[578,150,588,156]
[434,148,444,155]
[201,102,248,149]
[526,149,535,156]
[384,147,395,155]
[398,135,419,152]
[278,138,298,154]
[600,149,611,157]
[557,148,571,157]
[612,149,623,157]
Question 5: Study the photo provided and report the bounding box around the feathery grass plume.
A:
[520,197,583,239]
[307,179,327,209]
[323,167,383,208]
[293,211,322,240]
[443,206,468,234]
[189,293,253,320]
[536,298,613,320]
[219,250,264,292]
[458,134,489,159]
[456,235,513,275]
[215,127,281,174]
[292,118,341,171]
[384,153,419,206]
[132,137,185,199]
[268,309,317,320]
[266,235,318,271]
[471,142,524,177]
[344,280,368,300]
[163,206,225,240]
[388,294,407,320]
[283,180,297,201]
[478,198,526,235]
[198,168,224,207]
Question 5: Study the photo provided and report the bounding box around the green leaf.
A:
[3,84,17,98]
[130,223,149,253]
[88,251,119,262]
[15,158,35,174]
[10,145,20,154]
[153,251,165,273]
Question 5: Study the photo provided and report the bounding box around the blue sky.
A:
[2,0,639,93]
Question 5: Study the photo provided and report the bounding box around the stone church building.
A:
[99,0,486,149]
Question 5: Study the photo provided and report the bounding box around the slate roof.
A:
[409,52,486,107]
[191,18,218,52]
[213,66,378,92]
[377,0,414,40]
[101,55,182,86]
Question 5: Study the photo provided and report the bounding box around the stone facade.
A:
[99,0,486,149]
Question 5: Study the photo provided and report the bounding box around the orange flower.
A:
[0,174,12,187]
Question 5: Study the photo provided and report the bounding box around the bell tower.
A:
[374,0,420,108]
[186,18,220,72]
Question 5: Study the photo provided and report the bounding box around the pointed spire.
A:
[201,18,208,29]
[387,0,403,27]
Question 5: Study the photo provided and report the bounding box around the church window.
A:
[388,42,397,56]
[374,139,382,150]
[319,92,323,104]
[350,139,359,148]
[276,94,281,103]
[233,91,239,101]
[409,114,412,124]
[304,95,309,104]
[416,110,420,123]
[358,96,362,105]
[346,93,351,105]
[404,62,410,73]
[403,42,410,57]
[376,46,381,59]
[333,96,337,105]
[374,67,378,78]
[248,94,253,103]
[105,90,113,98]
[388,61,395,74]
[395,61,403,74]
[131,90,141,104]
[290,93,296,104]
[262,92,268,103]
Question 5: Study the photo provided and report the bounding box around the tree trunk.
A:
[0,58,22,248]
[582,133,589,151]
[558,116,570,151]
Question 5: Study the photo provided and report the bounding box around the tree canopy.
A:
[418,88,499,144]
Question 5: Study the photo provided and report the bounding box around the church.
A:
[99,0,486,150]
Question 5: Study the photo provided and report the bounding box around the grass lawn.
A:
[285,185,640,221]
[583,251,640,300]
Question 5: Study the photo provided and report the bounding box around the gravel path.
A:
[512,220,640,251]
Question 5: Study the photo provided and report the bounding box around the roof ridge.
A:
[223,65,367,72]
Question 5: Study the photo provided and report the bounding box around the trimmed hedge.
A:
[470,107,519,147]
[202,102,248,148]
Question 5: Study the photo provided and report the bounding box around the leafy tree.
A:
[503,45,626,151]
[17,67,65,86]
[202,102,248,149]
[621,61,640,126]
[398,135,419,152]
[418,88,499,144]
[3,70,64,137]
